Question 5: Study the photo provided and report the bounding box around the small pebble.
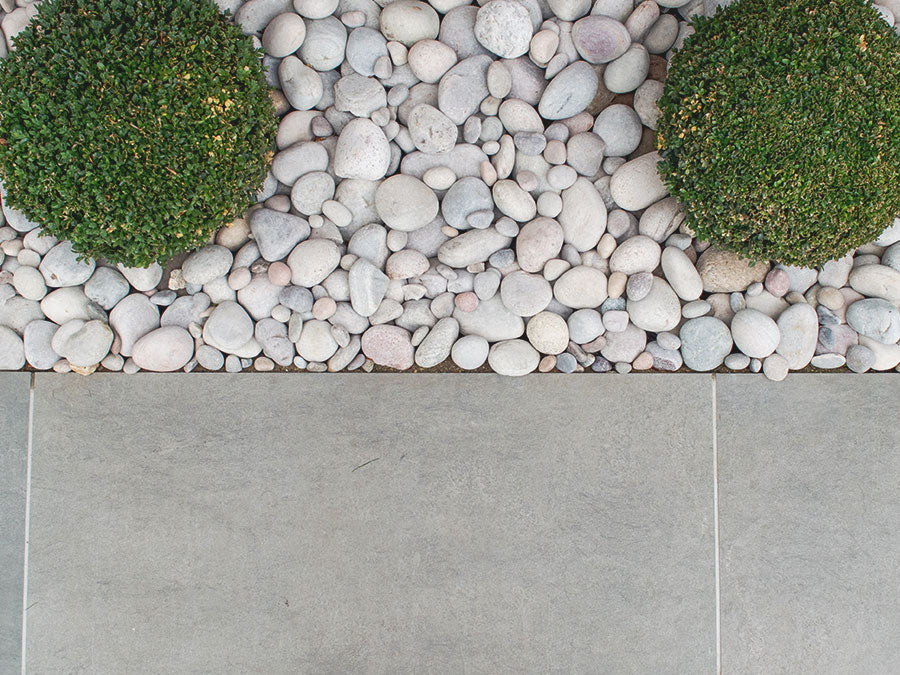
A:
[538,354,557,372]
[255,356,276,371]
[724,353,750,370]
[454,291,479,312]
[556,352,578,373]
[313,297,337,320]
[632,351,653,370]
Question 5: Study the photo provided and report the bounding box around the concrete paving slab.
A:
[717,374,900,673]
[0,373,30,673]
[27,373,716,673]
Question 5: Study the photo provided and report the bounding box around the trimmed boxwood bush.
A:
[657,0,900,267]
[0,0,276,267]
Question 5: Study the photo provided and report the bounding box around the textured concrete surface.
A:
[717,375,900,673]
[26,374,716,673]
[6,373,898,671]
[0,373,30,673]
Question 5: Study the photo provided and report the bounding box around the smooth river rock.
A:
[438,229,512,268]
[846,298,900,344]
[730,308,780,359]
[696,247,770,293]
[0,325,25,370]
[679,316,732,371]
[487,339,539,375]
[132,326,195,372]
[848,264,900,305]
[775,302,818,369]
[538,61,598,120]
[453,294,524,341]
[361,324,415,369]
[626,277,681,332]
[39,242,95,288]
[609,152,668,211]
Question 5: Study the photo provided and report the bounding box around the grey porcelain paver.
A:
[717,374,900,673]
[0,373,31,673]
[27,373,716,673]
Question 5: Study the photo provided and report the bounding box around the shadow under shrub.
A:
[0,0,276,267]
[657,0,900,267]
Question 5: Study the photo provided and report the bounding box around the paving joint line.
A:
[712,373,721,674]
[21,373,35,675]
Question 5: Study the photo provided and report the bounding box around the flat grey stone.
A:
[717,374,900,673]
[27,374,715,672]
[0,373,29,673]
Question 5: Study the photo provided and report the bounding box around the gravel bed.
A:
[1,0,899,378]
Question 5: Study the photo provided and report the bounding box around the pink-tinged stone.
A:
[267,261,292,286]
[764,268,790,298]
[312,297,337,320]
[632,351,654,370]
[361,325,414,370]
[454,291,479,312]
[131,326,194,372]
[538,354,556,372]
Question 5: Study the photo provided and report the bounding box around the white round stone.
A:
[132,326,195,372]
[500,270,553,317]
[538,61,598,120]
[182,245,233,286]
[609,235,661,275]
[262,12,306,57]
[109,294,160,357]
[516,217,564,273]
[407,104,459,154]
[375,175,439,232]
[553,265,608,309]
[567,308,604,343]
[333,118,391,180]
[603,43,649,93]
[297,319,339,362]
[610,152,668,212]
[451,334,489,369]
[379,0,439,47]
[526,310,569,354]
[291,171,335,216]
[294,0,338,19]
[661,246,702,301]
[202,301,254,353]
[558,178,607,252]
[299,17,347,71]
[0,326,25,370]
[407,39,458,83]
[626,277,681,333]
[571,15,630,64]
[278,56,323,109]
[731,309,781,359]
[492,179,537,222]
[775,302,818,370]
[287,239,341,287]
[488,338,539,375]
[474,0,533,58]
[13,265,47,301]
[38,242,95,288]
[593,104,642,157]
[679,316,732,372]
[51,319,114,368]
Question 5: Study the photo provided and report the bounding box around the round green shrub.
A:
[0,0,276,267]
[657,0,900,267]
